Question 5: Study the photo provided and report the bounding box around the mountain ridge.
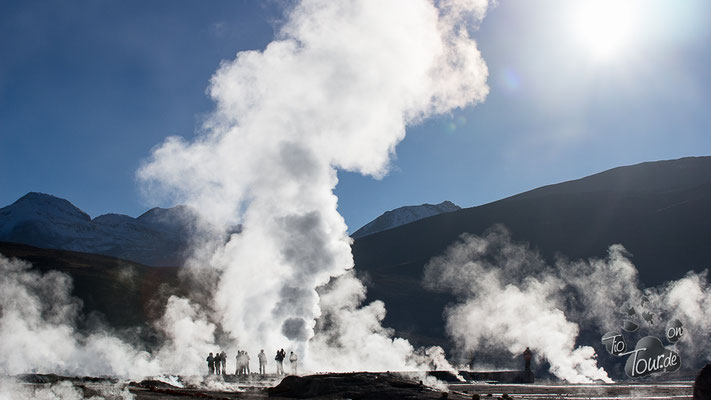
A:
[350,156,711,348]
[1,156,710,364]
[351,200,461,239]
[0,192,196,266]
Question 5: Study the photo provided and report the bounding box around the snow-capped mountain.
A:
[0,192,198,266]
[351,200,461,239]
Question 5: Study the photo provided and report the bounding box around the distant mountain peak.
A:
[138,205,195,220]
[351,200,461,239]
[17,191,53,200]
[0,193,200,266]
[15,191,75,206]
[5,192,90,222]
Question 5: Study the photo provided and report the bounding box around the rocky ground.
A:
[449,381,694,399]
[5,372,695,399]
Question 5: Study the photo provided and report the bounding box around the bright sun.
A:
[572,0,642,61]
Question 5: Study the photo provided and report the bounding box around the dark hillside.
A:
[352,156,711,347]
[0,242,180,330]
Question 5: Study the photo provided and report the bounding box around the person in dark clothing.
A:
[214,351,222,375]
[275,349,285,375]
[207,352,215,375]
[523,347,532,372]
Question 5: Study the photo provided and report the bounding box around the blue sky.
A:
[2,0,710,232]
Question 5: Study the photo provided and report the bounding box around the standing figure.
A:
[214,351,222,375]
[523,347,532,372]
[206,352,215,375]
[244,351,251,375]
[236,351,246,375]
[275,349,284,375]
[289,351,298,375]
[258,349,267,375]
[220,351,227,375]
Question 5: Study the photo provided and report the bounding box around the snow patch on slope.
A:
[351,201,460,239]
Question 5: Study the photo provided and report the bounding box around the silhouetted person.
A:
[214,351,222,375]
[244,351,251,375]
[276,349,285,375]
[523,347,532,372]
[694,364,711,400]
[207,352,215,375]
[220,350,227,375]
[258,349,267,375]
[236,351,242,375]
[289,351,298,375]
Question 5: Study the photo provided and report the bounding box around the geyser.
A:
[137,0,491,373]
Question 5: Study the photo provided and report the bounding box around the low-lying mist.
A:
[425,225,711,382]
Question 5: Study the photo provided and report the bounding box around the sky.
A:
[1,0,711,233]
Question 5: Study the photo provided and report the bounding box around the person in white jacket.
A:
[289,351,298,375]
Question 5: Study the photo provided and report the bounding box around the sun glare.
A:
[572,1,642,61]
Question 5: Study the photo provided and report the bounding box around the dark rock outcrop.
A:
[268,372,445,399]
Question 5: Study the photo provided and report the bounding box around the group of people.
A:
[274,348,298,375]
[205,348,298,376]
[206,351,227,375]
[235,350,251,375]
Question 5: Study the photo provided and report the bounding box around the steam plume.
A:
[0,255,161,378]
[424,227,612,383]
[424,226,711,382]
[138,0,490,372]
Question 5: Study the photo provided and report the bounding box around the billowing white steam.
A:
[0,255,161,378]
[0,1,492,385]
[424,226,711,382]
[0,377,134,400]
[138,0,490,372]
[641,271,711,364]
[424,227,613,383]
[0,254,232,383]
